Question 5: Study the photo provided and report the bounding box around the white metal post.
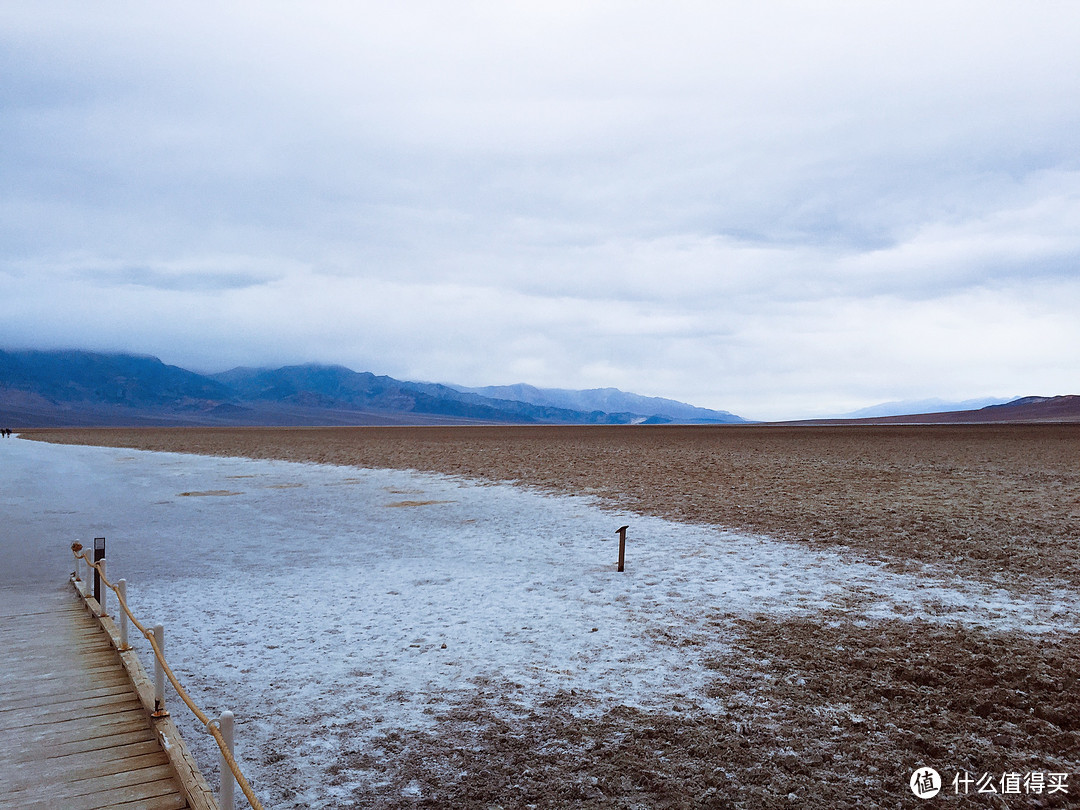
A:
[152,623,168,716]
[219,710,236,810]
[98,559,108,617]
[117,579,129,649]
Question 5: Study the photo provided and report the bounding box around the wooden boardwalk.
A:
[0,585,211,810]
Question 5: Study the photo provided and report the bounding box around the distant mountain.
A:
[210,364,653,425]
[834,396,1015,419]
[796,395,1080,425]
[448,383,744,424]
[0,349,746,427]
[961,395,1080,423]
[0,349,237,426]
[0,349,232,406]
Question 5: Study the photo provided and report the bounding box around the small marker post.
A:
[616,525,629,572]
[93,537,105,603]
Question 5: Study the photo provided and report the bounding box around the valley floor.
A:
[15,425,1080,808]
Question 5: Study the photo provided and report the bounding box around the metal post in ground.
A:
[219,710,236,810]
[151,624,169,717]
[117,579,130,650]
[616,525,629,572]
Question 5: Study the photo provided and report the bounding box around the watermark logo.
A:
[910,767,942,799]
[908,767,1069,799]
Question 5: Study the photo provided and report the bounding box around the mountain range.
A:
[3,349,1078,427]
[0,349,745,427]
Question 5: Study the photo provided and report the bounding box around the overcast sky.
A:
[3,3,1079,420]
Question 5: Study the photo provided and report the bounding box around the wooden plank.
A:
[108,793,189,810]
[0,664,128,690]
[5,753,172,797]
[4,762,178,804]
[0,675,131,702]
[0,604,96,621]
[1,678,134,712]
[3,667,131,693]
[0,605,85,621]
[1,633,116,653]
[0,775,187,810]
[6,709,152,751]
[3,741,165,788]
[0,640,113,659]
[2,653,125,676]
[0,630,105,648]
[0,691,144,731]
[0,728,156,765]
[7,700,148,733]
[1,626,99,643]
[1,639,117,660]
[0,623,101,642]
[1,653,118,672]
[4,697,145,731]
[66,775,186,810]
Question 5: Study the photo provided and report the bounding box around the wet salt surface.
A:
[5,438,1079,807]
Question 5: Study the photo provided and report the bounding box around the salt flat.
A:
[4,436,1078,808]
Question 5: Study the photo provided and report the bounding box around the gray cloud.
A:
[2,2,1080,419]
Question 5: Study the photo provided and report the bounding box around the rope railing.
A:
[71,542,264,810]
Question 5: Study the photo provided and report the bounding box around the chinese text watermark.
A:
[911,767,1069,799]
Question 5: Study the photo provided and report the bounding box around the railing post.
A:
[219,710,236,810]
[151,624,169,717]
[117,579,130,650]
[98,559,108,617]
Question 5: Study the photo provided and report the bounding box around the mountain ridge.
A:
[0,349,746,427]
[446,382,742,424]
[831,396,1017,420]
[5,348,1078,427]
[792,395,1080,425]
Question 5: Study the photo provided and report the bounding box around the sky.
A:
[2,2,1079,421]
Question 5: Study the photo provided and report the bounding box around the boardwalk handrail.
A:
[72,542,265,810]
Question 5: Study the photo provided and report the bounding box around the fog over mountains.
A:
[448,383,738,424]
[0,349,745,427]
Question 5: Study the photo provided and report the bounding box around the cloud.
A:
[3,2,1080,418]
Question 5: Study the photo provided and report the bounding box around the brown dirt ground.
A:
[337,617,1079,809]
[22,425,1080,808]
